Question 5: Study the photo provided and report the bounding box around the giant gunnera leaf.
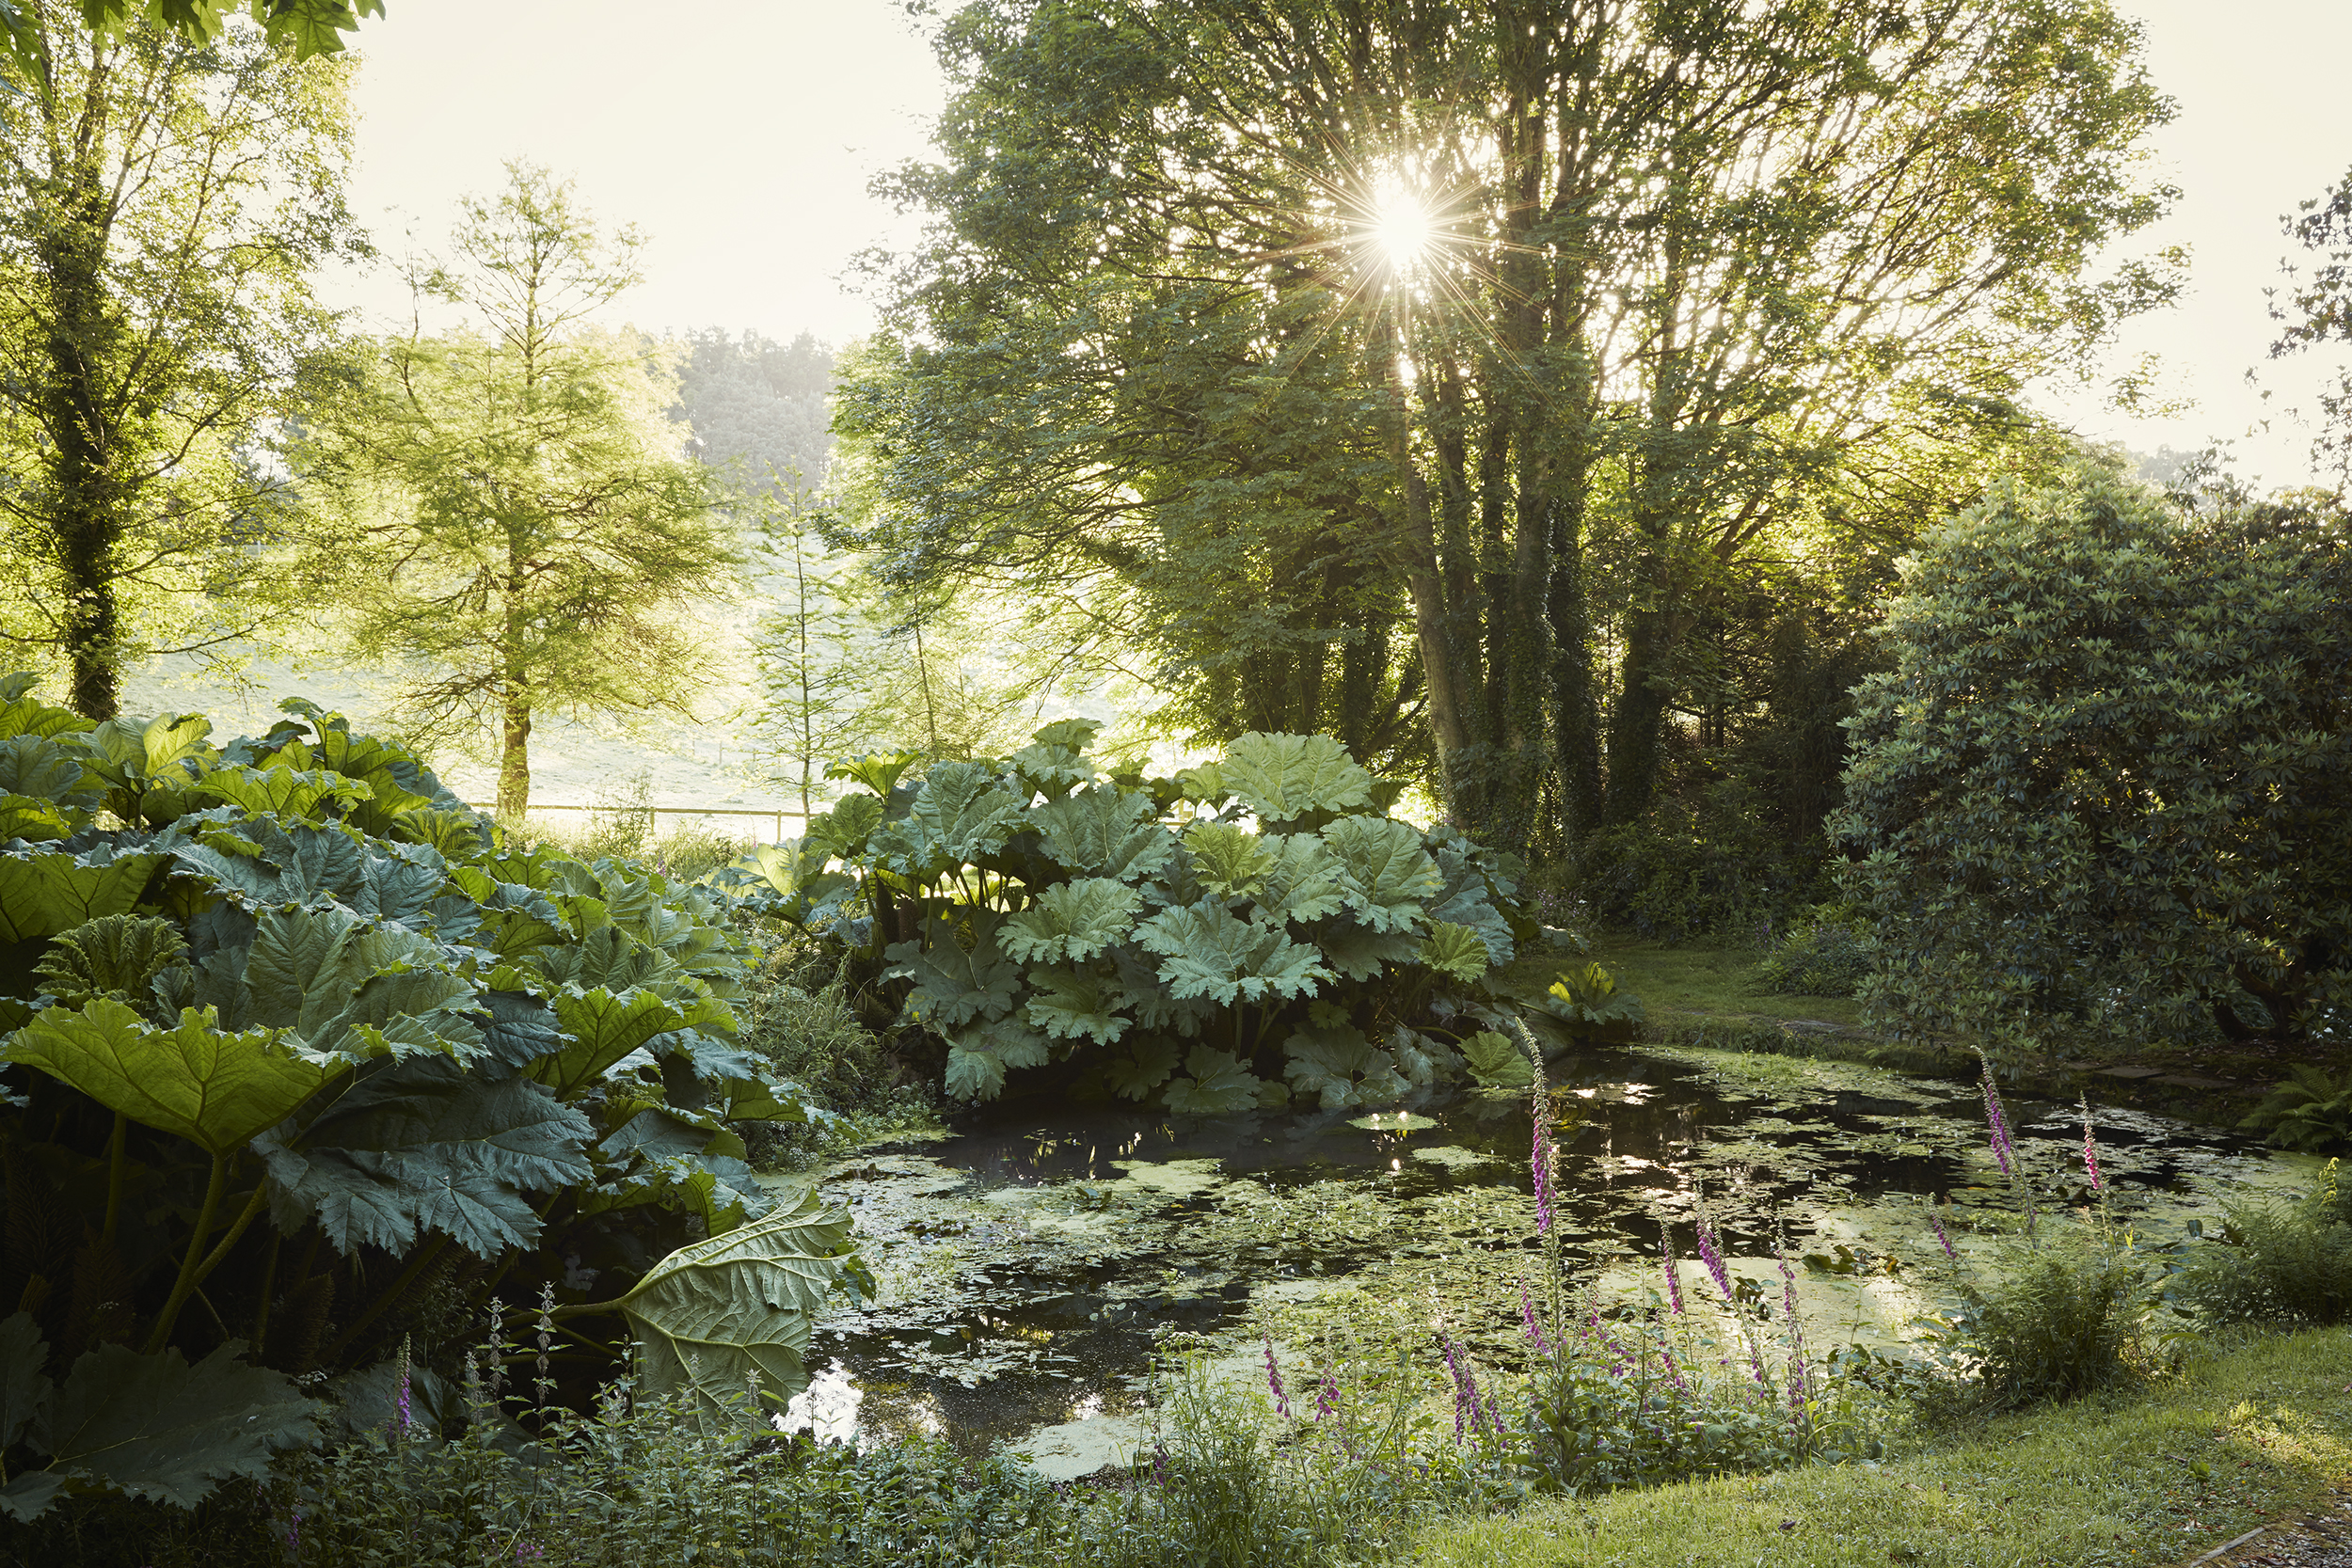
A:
[1182,820,1276,900]
[0,842,165,943]
[1,1327,319,1518]
[1025,966,1129,1045]
[999,878,1140,964]
[1162,1047,1263,1113]
[1323,815,1443,933]
[619,1187,866,1423]
[1135,899,1330,1006]
[885,912,1021,1030]
[1032,787,1176,881]
[4,998,345,1158]
[259,1053,596,1258]
[1280,1013,1409,1110]
[1216,733,1375,825]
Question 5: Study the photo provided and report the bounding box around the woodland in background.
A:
[835,0,2180,866]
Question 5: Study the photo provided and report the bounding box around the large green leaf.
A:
[0,676,94,742]
[192,766,373,822]
[259,1055,595,1258]
[803,793,884,862]
[528,922,688,998]
[80,712,215,824]
[1000,877,1140,964]
[1425,832,1518,964]
[1162,1047,1262,1113]
[1025,966,1130,1045]
[167,817,444,925]
[1259,832,1348,924]
[1183,820,1275,900]
[31,914,188,1015]
[1460,1029,1535,1088]
[1280,1014,1407,1109]
[823,751,921,797]
[0,844,165,943]
[1418,921,1491,982]
[619,1187,866,1421]
[1032,787,1176,881]
[242,905,477,1058]
[1135,899,1329,1005]
[1323,815,1442,933]
[537,988,690,1098]
[27,1338,318,1513]
[885,912,1022,1029]
[0,733,103,816]
[909,761,1026,863]
[942,1013,1050,1101]
[3,999,341,1158]
[1103,1034,1181,1100]
[1217,733,1375,824]
[1312,922,1426,981]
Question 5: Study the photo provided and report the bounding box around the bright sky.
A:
[337,0,2352,489]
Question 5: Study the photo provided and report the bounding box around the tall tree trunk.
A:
[1387,346,1471,812]
[497,691,532,822]
[41,165,124,720]
[497,550,532,821]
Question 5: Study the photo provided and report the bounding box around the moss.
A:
[1414,1325,2352,1568]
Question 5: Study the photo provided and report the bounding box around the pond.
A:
[774,1043,2326,1479]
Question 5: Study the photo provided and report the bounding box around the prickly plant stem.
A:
[146,1151,230,1353]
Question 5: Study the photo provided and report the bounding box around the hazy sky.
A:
[337,0,2352,487]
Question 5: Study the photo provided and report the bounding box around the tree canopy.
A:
[0,6,367,717]
[299,163,738,819]
[839,0,2178,848]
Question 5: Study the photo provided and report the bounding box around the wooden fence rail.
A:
[462,801,811,845]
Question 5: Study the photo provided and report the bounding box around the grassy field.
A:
[1413,1326,2352,1568]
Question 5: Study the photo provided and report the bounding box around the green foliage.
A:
[1754,911,1875,999]
[2238,1066,2352,1152]
[2170,1164,2352,1328]
[0,1318,318,1522]
[1539,964,1645,1046]
[0,676,864,1520]
[1572,782,1831,942]
[1835,474,2352,1049]
[731,727,1542,1109]
[1937,1241,2147,1410]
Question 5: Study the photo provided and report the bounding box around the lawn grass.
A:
[1500,933,1866,1033]
[1413,1326,2352,1568]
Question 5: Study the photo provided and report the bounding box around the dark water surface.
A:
[777,1043,2313,1473]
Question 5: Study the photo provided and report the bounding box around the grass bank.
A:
[1415,1326,2352,1568]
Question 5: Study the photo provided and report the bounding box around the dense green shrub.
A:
[2171,1163,2352,1327]
[1754,909,1874,997]
[723,725,1563,1109]
[1938,1241,2146,1410]
[1571,781,1830,942]
[1835,473,2352,1050]
[0,676,863,1523]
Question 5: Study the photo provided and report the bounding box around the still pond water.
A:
[773,1043,2323,1478]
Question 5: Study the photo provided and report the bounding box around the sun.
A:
[1373,182,1434,272]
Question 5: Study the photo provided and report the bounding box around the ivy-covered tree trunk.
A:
[38,166,125,721]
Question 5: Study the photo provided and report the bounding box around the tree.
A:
[2270,166,2352,492]
[0,0,380,67]
[303,163,739,820]
[0,6,366,718]
[673,328,836,495]
[841,0,2177,848]
[748,495,871,816]
[1833,471,2352,1053]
